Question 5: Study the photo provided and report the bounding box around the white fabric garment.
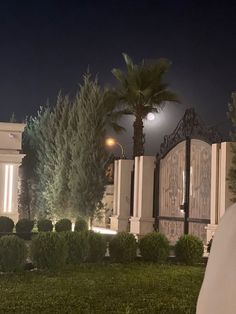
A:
[196,203,236,314]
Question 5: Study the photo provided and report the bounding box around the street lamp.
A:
[105,138,126,159]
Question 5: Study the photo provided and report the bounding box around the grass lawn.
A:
[0,263,204,314]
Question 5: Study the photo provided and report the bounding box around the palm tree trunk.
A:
[133,114,145,158]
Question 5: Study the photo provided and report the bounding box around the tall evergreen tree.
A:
[46,94,72,217]
[20,75,121,219]
[69,74,116,218]
[19,107,51,218]
[228,92,236,201]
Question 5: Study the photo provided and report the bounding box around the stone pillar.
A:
[110,159,134,232]
[218,142,235,217]
[130,156,155,236]
[206,142,235,242]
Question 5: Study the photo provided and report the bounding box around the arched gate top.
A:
[159,108,223,158]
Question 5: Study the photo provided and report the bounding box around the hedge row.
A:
[0,216,88,233]
[109,232,204,265]
[0,230,204,272]
[0,230,107,272]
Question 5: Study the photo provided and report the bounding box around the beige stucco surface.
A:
[110,159,134,232]
[197,203,236,314]
[130,156,155,235]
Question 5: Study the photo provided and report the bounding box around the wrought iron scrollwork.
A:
[159,108,222,158]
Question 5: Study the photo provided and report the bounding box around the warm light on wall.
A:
[4,165,9,212]
[8,165,13,212]
[4,164,14,213]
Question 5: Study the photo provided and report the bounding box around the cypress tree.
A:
[37,94,72,218]
[19,107,51,218]
[20,75,122,220]
[47,94,72,217]
[69,74,111,218]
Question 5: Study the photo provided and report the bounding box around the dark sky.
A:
[0,0,236,156]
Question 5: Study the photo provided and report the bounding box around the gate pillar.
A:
[110,159,134,232]
[207,142,235,242]
[130,156,155,236]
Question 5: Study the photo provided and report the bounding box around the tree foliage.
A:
[69,75,110,217]
[20,74,120,220]
[112,53,179,157]
[227,92,236,201]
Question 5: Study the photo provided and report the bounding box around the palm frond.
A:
[152,90,180,104]
[111,68,125,83]
[109,122,126,133]
[122,53,134,73]
[111,53,180,118]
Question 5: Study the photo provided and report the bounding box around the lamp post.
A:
[105,138,126,159]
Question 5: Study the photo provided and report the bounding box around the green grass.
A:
[0,263,204,314]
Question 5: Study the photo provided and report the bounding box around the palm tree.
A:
[112,53,179,158]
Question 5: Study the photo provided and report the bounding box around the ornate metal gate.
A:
[154,109,221,243]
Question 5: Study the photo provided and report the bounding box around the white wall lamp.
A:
[4,164,14,213]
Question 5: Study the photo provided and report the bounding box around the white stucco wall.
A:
[0,123,25,221]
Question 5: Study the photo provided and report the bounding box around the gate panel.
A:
[159,220,184,244]
[188,222,208,241]
[189,139,211,242]
[155,109,221,244]
[159,141,185,243]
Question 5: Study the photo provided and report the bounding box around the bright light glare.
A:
[92,226,117,235]
[147,113,155,121]
[8,165,13,212]
[4,165,9,212]
[106,138,116,147]
[4,165,14,213]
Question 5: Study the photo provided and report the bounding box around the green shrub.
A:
[87,231,107,262]
[109,232,137,263]
[0,235,27,271]
[175,234,204,265]
[139,232,169,263]
[30,233,68,269]
[63,231,89,264]
[0,216,14,233]
[74,217,88,232]
[16,219,34,233]
[37,219,53,232]
[55,219,72,232]
[207,236,213,253]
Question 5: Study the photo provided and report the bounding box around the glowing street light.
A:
[105,138,126,159]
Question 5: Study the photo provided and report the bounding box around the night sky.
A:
[0,0,236,157]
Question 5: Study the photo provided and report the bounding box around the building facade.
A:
[0,123,25,221]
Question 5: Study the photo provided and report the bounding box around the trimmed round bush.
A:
[139,232,169,263]
[0,216,14,233]
[0,235,27,272]
[37,219,53,232]
[87,231,107,262]
[109,232,137,263]
[55,219,72,232]
[175,234,204,265]
[74,217,88,232]
[30,233,68,269]
[63,231,89,264]
[16,219,34,233]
